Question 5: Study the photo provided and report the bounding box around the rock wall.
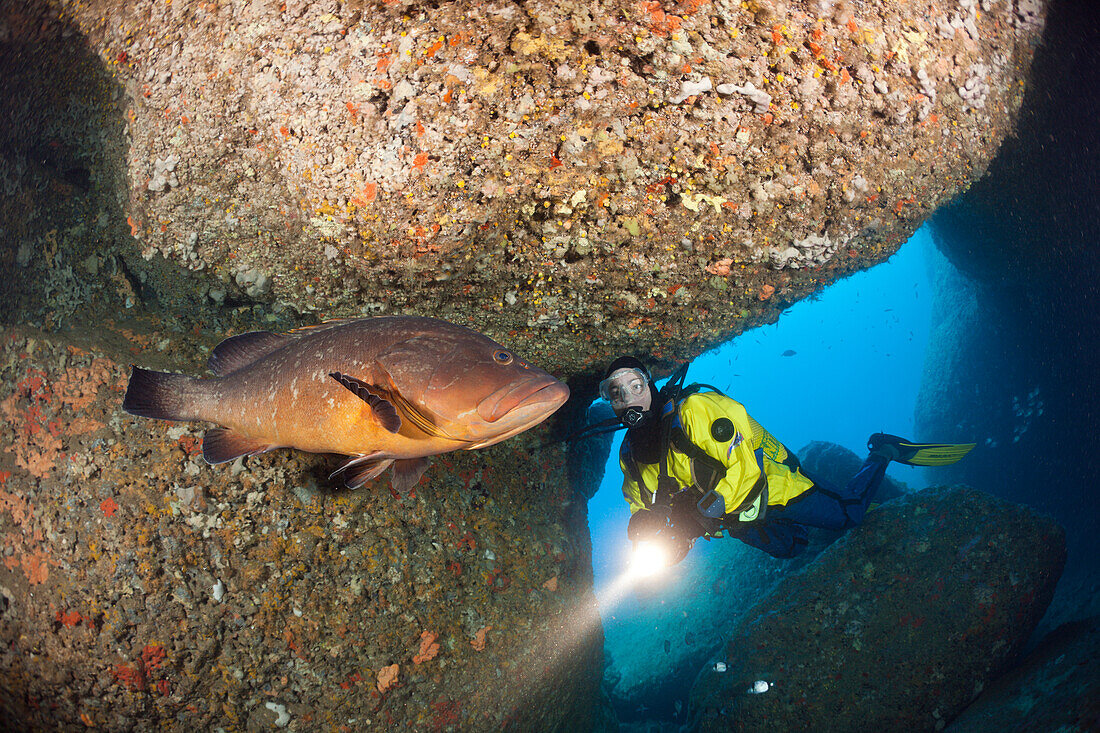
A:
[0,327,601,730]
[917,0,1100,633]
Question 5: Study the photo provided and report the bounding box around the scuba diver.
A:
[594,357,975,565]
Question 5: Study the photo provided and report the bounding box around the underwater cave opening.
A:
[586,225,950,723]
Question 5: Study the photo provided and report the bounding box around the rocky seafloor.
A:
[691,486,1066,731]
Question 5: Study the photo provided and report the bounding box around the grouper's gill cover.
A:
[376,332,566,445]
[122,316,570,496]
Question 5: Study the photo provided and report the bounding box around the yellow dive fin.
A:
[868,433,976,467]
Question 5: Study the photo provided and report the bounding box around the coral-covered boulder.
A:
[1,0,1049,375]
[690,486,1066,731]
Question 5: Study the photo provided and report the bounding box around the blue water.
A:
[589,226,936,591]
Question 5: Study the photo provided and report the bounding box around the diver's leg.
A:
[771,456,889,532]
[771,483,850,531]
[839,455,889,527]
[734,518,808,559]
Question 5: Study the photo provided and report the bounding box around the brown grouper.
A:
[122,316,570,494]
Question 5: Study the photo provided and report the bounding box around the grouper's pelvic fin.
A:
[868,433,976,467]
[331,453,394,489]
[391,457,430,496]
[328,454,430,494]
[123,366,204,422]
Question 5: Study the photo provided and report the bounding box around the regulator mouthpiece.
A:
[621,406,648,428]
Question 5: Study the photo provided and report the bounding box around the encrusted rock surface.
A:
[945,615,1100,732]
[2,0,1047,376]
[0,326,601,730]
[690,486,1065,732]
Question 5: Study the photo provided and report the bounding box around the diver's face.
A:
[600,368,652,416]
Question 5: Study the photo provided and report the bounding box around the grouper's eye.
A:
[493,350,513,365]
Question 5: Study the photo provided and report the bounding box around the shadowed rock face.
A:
[916,0,1100,637]
[690,486,1065,732]
[2,0,1047,377]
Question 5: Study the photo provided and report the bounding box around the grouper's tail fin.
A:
[123,366,204,422]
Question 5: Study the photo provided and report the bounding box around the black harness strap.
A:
[670,426,727,488]
[732,472,768,516]
[654,410,680,505]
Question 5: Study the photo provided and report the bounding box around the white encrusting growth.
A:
[264,702,290,727]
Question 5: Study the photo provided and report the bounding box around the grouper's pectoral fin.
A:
[370,362,457,441]
[391,457,430,496]
[202,427,275,464]
[330,453,394,489]
[328,372,401,433]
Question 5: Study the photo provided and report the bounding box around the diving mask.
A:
[598,367,652,413]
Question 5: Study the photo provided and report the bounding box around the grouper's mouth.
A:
[476,378,570,424]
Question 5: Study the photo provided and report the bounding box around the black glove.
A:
[627,506,672,542]
[627,503,699,566]
[667,489,708,541]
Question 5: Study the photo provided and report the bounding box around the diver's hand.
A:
[627,505,698,566]
[627,507,672,541]
[665,535,694,565]
[667,491,708,541]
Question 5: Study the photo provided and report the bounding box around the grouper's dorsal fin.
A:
[208,331,288,376]
[328,372,401,433]
[287,318,358,335]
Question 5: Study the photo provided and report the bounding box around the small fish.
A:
[781,349,796,357]
[664,639,671,654]
[123,316,569,494]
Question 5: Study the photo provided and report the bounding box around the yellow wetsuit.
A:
[620,392,815,524]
